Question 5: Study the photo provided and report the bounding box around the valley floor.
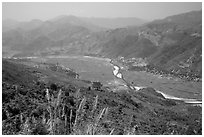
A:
[110,59,202,102]
[2,57,202,135]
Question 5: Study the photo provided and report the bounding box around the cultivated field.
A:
[123,71,202,101]
[2,58,202,135]
[31,56,116,85]
[31,56,202,101]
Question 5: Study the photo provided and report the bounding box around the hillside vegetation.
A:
[2,10,202,79]
[2,59,202,135]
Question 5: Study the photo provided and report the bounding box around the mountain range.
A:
[2,10,202,77]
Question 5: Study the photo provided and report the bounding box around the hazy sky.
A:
[2,2,202,21]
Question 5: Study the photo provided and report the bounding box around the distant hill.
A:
[2,15,96,56]
[2,15,146,56]
[80,17,147,29]
[2,19,20,32]
[3,19,43,32]
[2,10,202,77]
[94,10,202,77]
[144,10,202,76]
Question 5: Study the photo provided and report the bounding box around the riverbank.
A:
[2,58,202,135]
[110,59,202,106]
[5,55,202,106]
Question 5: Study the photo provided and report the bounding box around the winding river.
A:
[9,55,202,105]
[111,62,202,105]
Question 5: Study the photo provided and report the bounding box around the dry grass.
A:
[15,87,112,135]
[3,82,201,135]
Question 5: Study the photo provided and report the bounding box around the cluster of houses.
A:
[117,56,148,67]
[117,56,201,82]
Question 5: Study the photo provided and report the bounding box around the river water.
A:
[29,56,202,104]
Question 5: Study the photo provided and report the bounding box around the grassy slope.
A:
[2,59,202,135]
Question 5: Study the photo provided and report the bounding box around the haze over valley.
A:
[2,2,202,135]
[3,10,202,79]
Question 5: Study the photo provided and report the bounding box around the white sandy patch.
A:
[155,90,202,104]
[113,66,119,74]
[116,73,122,79]
[113,65,122,79]
[134,86,146,90]
[132,84,202,105]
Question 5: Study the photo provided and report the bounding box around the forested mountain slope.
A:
[3,10,202,77]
